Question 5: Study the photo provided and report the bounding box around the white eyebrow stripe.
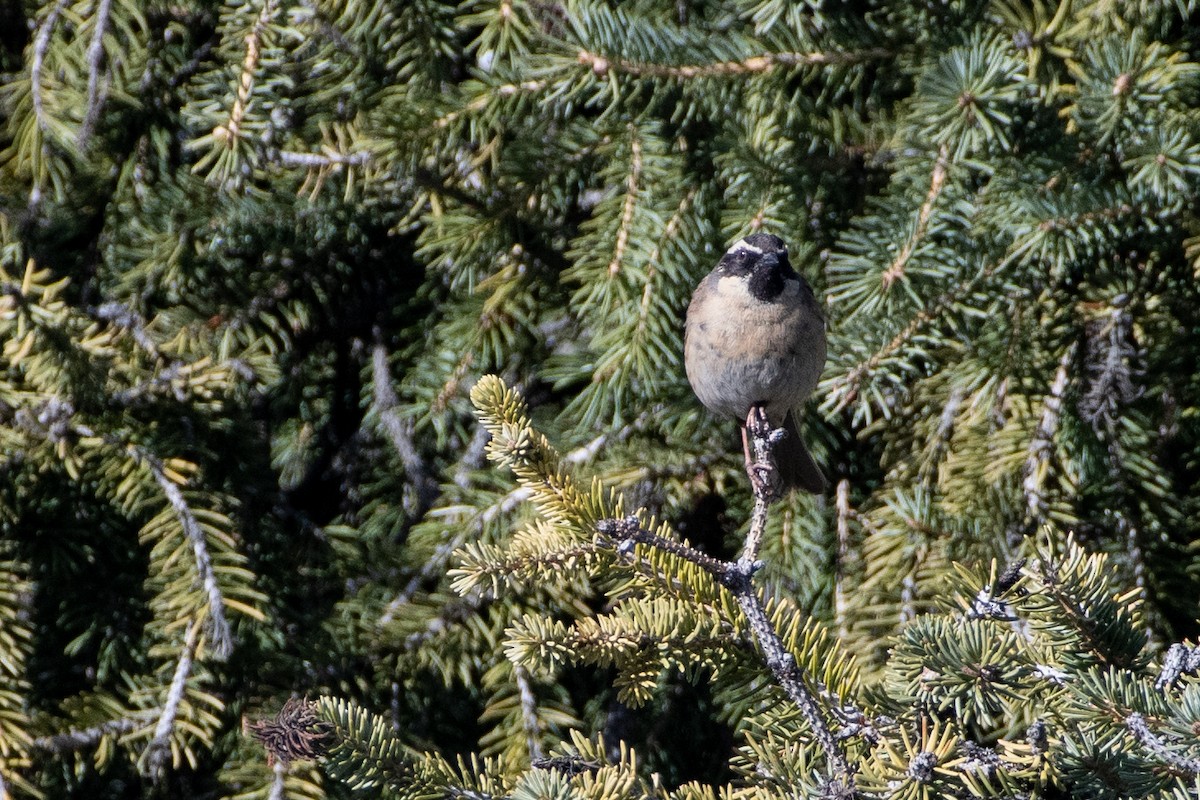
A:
[729,240,763,255]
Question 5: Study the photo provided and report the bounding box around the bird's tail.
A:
[777,412,827,495]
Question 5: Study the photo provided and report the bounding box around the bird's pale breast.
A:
[684,273,826,424]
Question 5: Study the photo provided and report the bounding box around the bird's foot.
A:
[743,405,785,501]
[745,405,772,439]
[746,459,781,501]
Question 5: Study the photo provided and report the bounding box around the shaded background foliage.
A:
[1,0,1200,797]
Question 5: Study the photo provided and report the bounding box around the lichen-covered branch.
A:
[594,412,855,791]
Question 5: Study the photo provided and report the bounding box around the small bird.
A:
[684,233,828,495]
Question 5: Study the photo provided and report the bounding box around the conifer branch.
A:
[27,410,237,661]
[835,479,851,642]
[965,559,1025,621]
[136,444,234,659]
[164,36,216,90]
[595,413,856,789]
[596,517,729,576]
[881,148,949,289]
[276,150,372,168]
[26,0,67,205]
[145,619,200,775]
[608,128,641,277]
[1081,295,1138,429]
[1022,345,1075,526]
[402,593,488,653]
[213,0,278,146]
[576,48,890,79]
[513,664,544,760]
[382,425,615,631]
[371,339,438,516]
[434,351,475,415]
[598,518,857,786]
[722,563,854,789]
[1037,202,1138,232]
[93,301,162,359]
[30,0,66,135]
[434,80,548,130]
[1155,642,1200,691]
[833,246,1021,410]
[33,718,140,753]
[634,186,697,335]
[1125,712,1200,775]
[379,486,531,627]
[77,0,114,149]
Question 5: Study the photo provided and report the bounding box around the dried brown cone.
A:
[244,697,334,767]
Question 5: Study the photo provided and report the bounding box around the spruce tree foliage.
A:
[1,0,1200,797]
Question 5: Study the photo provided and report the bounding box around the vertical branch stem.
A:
[721,563,854,783]
[146,619,200,775]
[77,0,114,148]
[514,664,544,761]
[835,479,851,643]
[740,406,777,564]
[597,410,856,791]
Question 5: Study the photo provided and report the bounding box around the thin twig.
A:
[578,47,891,79]
[596,517,730,576]
[608,127,641,277]
[32,718,140,752]
[401,592,487,653]
[381,427,633,627]
[267,760,287,800]
[30,0,67,133]
[1126,712,1200,775]
[723,564,854,786]
[725,412,853,784]
[371,339,438,516]
[146,619,201,775]
[601,414,856,787]
[29,0,69,205]
[595,510,849,791]
[94,301,163,359]
[138,446,234,659]
[835,479,851,643]
[276,149,372,168]
[513,664,543,761]
[741,408,782,563]
[1022,345,1075,527]
[1155,642,1200,691]
[77,0,115,149]
[881,147,948,289]
[46,416,232,659]
[378,486,531,628]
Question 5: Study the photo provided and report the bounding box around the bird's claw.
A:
[747,460,781,502]
[746,405,772,438]
[744,405,783,501]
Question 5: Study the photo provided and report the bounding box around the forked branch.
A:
[596,416,855,794]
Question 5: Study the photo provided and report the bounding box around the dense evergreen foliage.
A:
[2,0,1200,797]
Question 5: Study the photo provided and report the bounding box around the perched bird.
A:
[684,233,828,494]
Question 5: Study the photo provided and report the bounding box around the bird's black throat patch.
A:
[748,264,787,301]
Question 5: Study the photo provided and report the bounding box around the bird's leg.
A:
[740,424,754,474]
[744,405,780,501]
